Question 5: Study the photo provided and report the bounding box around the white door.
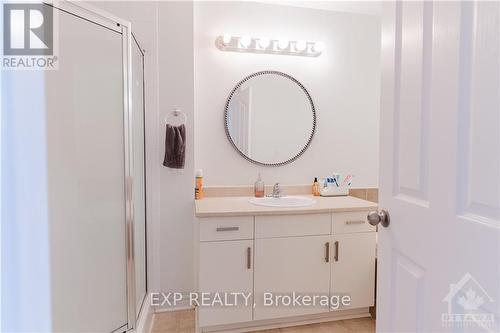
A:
[198,240,253,327]
[254,236,331,320]
[377,1,499,332]
[227,87,252,155]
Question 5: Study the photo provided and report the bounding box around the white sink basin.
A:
[249,196,316,208]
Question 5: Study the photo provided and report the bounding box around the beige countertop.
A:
[195,195,378,217]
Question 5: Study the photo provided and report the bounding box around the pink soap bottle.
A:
[254,173,265,198]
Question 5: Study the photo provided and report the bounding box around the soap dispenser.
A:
[312,177,320,196]
[254,173,265,198]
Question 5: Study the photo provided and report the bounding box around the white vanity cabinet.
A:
[331,212,376,310]
[254,214,331,320]
[198,216,254,327]
[331,233,376,309]
[197,208,376,331]
[254,235,332,320]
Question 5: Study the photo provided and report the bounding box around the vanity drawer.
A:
[255,213,331,238]
[199,216,254,241]
[332,211,375,234]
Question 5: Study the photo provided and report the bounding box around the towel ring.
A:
[165,108,187,126]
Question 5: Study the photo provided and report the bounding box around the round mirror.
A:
[224,71,316,166]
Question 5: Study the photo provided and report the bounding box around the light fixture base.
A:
[215,36,323,57]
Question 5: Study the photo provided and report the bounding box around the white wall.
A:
[194,1,381,188]
[258,1,382,16]
[157,1,195,298]
[1,71,52,332]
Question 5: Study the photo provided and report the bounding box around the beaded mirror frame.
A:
[224,70,316,167]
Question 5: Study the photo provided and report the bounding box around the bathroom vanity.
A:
[195,194,377,332]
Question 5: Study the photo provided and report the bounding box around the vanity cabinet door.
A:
[331,232,376,310]
[198,240,253,327]
[254,235,331,320]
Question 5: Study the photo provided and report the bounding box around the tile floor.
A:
[151,310,376,333]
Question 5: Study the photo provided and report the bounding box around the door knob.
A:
[367,210,390,227]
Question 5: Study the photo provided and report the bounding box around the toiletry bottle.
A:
[312,177,320,196]
[195,169,204,200]
[254,173,265,198]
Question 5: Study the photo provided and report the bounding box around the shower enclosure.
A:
[132,32,147,325]
[43,2,146,331]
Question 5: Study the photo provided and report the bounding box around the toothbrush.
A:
[341,174,352,187]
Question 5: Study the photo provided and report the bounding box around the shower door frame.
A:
[45,1,139,331]
[131,31,148,322]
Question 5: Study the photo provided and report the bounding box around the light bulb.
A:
[258,37,270,49]
[295,40,307,52]
[313,41,325,53]
[239,36,251,48]
[278,39,289,50]
[222,33,232,45]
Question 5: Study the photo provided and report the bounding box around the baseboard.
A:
[201,308,371,333]
[136,295,154,333]
[152,293,195,313]
[155,305,195,313]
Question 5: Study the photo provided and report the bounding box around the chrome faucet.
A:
[270,183,282,198]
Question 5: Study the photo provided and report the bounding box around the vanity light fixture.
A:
[295,40,307,52]
[277,39,289,50]
[257,37,270,49]
[215,35,324,57]
[239,36,252,48]
[222,33,232,45]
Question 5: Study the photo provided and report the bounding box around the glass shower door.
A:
[45,5,128,332]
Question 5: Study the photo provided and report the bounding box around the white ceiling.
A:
[255,1,382,16]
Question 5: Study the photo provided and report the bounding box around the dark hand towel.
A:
[163,124,186,169]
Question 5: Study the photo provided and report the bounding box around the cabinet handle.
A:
[345,220,365,225]
[216,226,239,232]
[325,242,330,263]
[334,241,339,262]
[247,247,252,269]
